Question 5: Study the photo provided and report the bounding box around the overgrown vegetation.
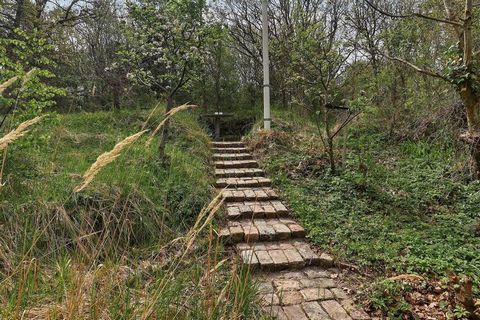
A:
[247,109,480,318]
[0,108,260,318]
[3,0,480,318]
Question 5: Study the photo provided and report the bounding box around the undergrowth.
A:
[0,107,261,319]
[247,108,480,318]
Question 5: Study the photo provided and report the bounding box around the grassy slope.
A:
[6,109,211,219]
[0,108,259,319]
[248,109,480,313]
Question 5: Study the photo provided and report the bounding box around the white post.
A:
[261,0,271,130]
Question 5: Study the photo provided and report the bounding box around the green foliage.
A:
[450,305,471,320]
[0,106,263,318]
[1,108,212,248]
[369,279,412,318]
[193,22,241,112]
[0,29,65,118]
[253,109,480,296]
[122,0,207,97]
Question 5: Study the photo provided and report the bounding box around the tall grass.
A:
[0,107,260,319]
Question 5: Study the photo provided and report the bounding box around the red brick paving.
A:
[212,141,370,320]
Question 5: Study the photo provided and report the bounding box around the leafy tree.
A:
[78,0,127,109]
[123,0,206,159]
[193,22,240,112]
[289,0,355,171]
[0,28,65,123]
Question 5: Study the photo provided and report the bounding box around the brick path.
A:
[213,141,371,320]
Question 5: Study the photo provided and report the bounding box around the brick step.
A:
[237,240,330,272]
[216,177,271,188]
[215,160,259,169]
[219,218,305,244]
[225,201,289,219]
[213,147,249,154]
[212,141,245,148]
[222,188,279,202]
[257,269,371,320]
[215,168,264,178]
[213,153,253,161]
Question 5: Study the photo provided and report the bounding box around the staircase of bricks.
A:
[213,140,371,320]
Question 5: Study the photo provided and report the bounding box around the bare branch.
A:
[364,0,463,27]
[379,52,448,81]
[331,111,362,140]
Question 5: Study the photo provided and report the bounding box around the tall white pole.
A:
[261,0,271,130]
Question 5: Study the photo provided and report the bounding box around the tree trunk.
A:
[459,85,480,176]
[14,0,25,29]
[458,0,480,177]
[112,83,121,110]
[327,136,336,172]
[324,108,336,172]
[472,140,480,178]
[158,95,174,161]
[282,87,288,109]
[460,85,480,131]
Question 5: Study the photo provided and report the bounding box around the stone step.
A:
[212,141,245,148]
[215,160,259,169]
[221,188,279,202]
[225,201,289,219]
[236,240,330,272]
[213,147,249,154]
[219,219,306,244]
[216,177,271,189]
[213,153,253,161]
[215,168,265,178]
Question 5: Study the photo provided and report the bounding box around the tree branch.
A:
[331,111,362,140]
[379,52,448,81]
[364,0,463,27]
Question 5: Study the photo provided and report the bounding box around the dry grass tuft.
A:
[140,192,224,319]
[141,101,162,130]
[145,103,198,146]
[74,129,148,193]
[0,69,36,95]
[0,116,44,151]
[0,76,18,94]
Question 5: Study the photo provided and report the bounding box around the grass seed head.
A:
[0,116,44,151]
[74,129,148,193]
[0,76,19,94]
[146,103,198,146]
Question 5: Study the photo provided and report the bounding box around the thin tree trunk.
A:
[461,91,480,176]
[472,141,480,177]
[112,83,121,110]
[324,108,336,172]
[159,95,174,161]
[327,136,336,172]
[282,87,288,109]
[14,0,25,29]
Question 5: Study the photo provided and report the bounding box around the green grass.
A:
[0,107,261,319]
[248,109,480,298]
